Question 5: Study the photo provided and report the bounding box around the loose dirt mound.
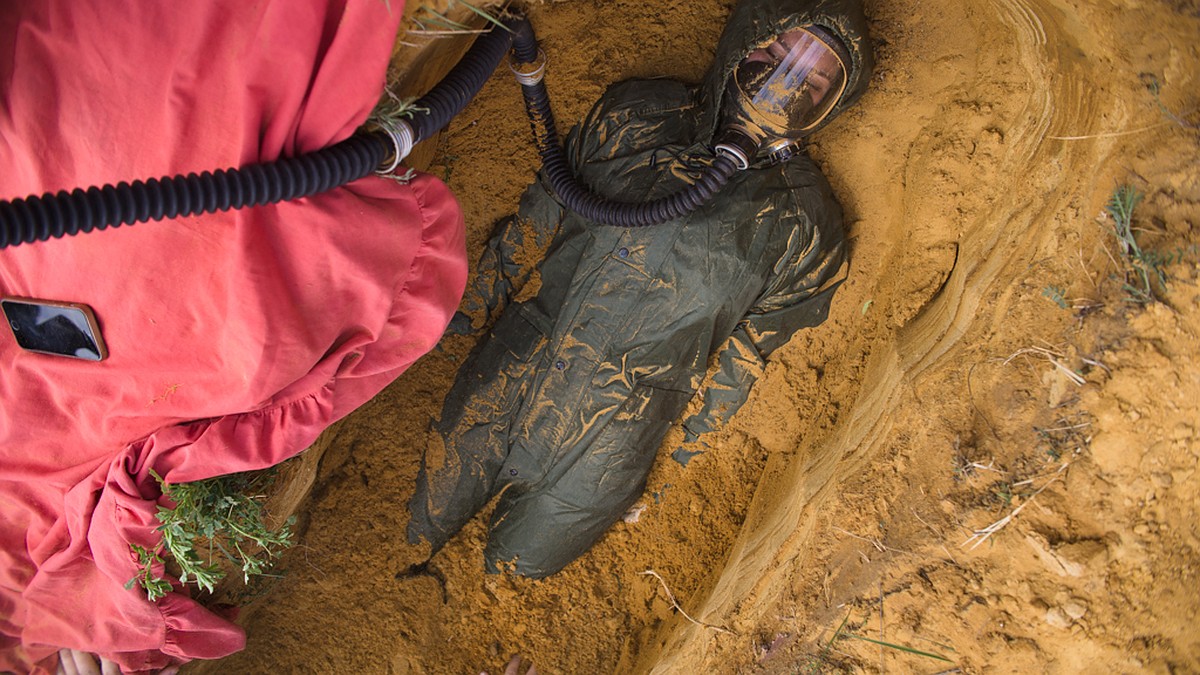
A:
[188,0,1200,673]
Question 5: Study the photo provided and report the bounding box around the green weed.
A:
[458,0,510,31]
[127,544,174,601]
[797,612,953,673]
[372,88,430,123]
[1041,284,1070,309]
[1142,74,1200,132]
[126,469,295,601]
[991,480,1016,507]
[1103,184,1195,303]
[411,1,509,35]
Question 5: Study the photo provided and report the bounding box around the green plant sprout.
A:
[1041,284,1070,309]
[126,469,295,602]
[127,544,174,601]
[800,612,953,672]
[1142,74,1200,132]
[1105,185,1143,260]
[372,88,430,123]
[458,0,510,31]
[1103,184,1196,303]
[841,632,953,662]
[412,1,509,35]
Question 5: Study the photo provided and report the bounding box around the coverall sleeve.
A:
[451,178,565,332]
[681,176,847,443]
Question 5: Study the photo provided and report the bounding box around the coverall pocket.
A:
[492,302,548,362]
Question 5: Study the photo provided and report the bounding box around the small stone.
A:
[1063,600,1088,620]
[1045,607,1072,629]
[622,503,648,524]
[1151,472,1173,488]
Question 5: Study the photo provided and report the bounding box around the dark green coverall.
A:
[408,0,874,578]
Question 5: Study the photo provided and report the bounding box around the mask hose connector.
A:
[713,139,752,171]
[508,50,547,86]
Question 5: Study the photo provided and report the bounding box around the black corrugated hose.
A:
[0,13,745,249]
[505,19,742,227]
[0,15,523,250]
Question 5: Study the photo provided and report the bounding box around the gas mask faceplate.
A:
[716,25,849,167]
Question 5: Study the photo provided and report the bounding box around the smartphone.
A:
[2,297,108,361]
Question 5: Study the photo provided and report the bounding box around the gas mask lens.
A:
[735,28,847,134]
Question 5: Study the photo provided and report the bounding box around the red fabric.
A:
[0,1,466,673]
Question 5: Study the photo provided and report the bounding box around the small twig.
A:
[1038,421,1092,433]
[964,460,1004,474]
[939,544,960,565]
[640,570,733,634]
[1076,242,1100,290]
[1048,120,1174,140]
[961,463,1070,550]
[1001,346,1085,385]
[833,527,886,552]
[910,508,945,538]
[1081,356,1110,374]
[833,527,922,561]
[1011,463,1075,487]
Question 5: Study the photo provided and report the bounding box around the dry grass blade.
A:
[1000,345,1085,385]
[961,462,1070,550]
[842,633,954,663]
[407,1,507,37]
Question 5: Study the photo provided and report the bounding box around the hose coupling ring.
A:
[508,49,548,86]
[714,143,750,171]
[369,118,415,175]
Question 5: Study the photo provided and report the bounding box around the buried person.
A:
[408,0,874,579]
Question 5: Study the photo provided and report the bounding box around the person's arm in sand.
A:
[680,205,847,447]
[449,179,565,334]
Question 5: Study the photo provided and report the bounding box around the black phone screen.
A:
[2,298,108,361]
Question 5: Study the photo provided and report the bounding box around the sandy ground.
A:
[188,0,1200,672]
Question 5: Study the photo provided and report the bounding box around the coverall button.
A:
[617,247,630,258]
[554,359,567,370]
[509,468,519,476]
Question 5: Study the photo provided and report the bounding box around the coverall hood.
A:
[700,0,874,146]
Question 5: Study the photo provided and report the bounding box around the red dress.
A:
[0,1,465,672]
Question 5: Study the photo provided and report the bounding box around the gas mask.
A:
[715,25,850,167]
